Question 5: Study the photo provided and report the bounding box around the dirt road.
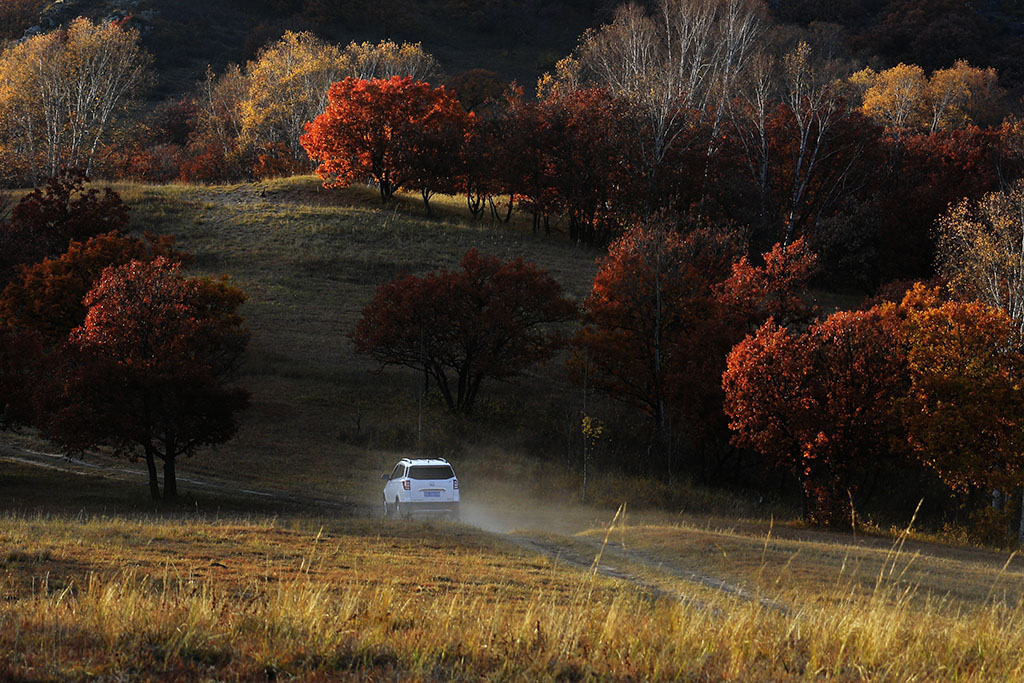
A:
[1,441,784,612]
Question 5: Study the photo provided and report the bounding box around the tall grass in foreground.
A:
[3,543,1024,680]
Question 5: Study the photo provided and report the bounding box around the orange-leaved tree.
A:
[300,76,471,204]
[40,259,250,500]
[350,249,576,413]
[899,284,1024,494]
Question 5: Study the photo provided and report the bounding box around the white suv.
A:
[381,458,460,521]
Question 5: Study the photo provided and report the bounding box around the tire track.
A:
[506,532,791,615]
[0,442,366,515]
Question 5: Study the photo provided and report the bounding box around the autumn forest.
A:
[10,0,1024,679]
[4,0,1024,538]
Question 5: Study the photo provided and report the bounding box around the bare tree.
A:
[196,64,247,159]
[727,51,777,236]
[548,0,767,206]
[937,180,1024,333]
[780,42,866,246]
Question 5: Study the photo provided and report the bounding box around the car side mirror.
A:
[380,473,390,480]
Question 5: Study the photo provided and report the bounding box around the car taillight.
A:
[453,479,459,490]
[402,480,410,490]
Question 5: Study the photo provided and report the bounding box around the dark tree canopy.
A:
[351,249,576,413]
[0,231,187,345]
[0,326,42,431]
[41,258,250,501]
[0,172,129,286]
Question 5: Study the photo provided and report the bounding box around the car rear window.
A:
[407,466,455,480]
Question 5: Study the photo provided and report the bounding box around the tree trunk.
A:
[422,189,433,217]
[464,374,484,413]
[798,463,812,523]
[431,365,456,412]
[582,438,590,503]
[163,455,177,501]
[144,446,160,500]
[1019,486,1024,547]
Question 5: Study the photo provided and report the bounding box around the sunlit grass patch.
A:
[575,514,1024,613]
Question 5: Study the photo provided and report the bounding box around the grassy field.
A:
[4,177,1024,679]
[2,491,1024,680]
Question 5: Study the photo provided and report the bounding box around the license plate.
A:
[423,491,441,498]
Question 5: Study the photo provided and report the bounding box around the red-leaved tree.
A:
[300,76,471,205]
[540,88,639,245]
[719,238,819,331]
[40,258,250,500]
[574,221,817,478]
[0,231,187,344]
[573,223,739,474]
[723,307,907,525]
[350,249,576,413]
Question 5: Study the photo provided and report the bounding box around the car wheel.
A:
[382,496,389,519]
[395,498,407,520]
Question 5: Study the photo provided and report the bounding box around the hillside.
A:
[8,0,605,99]
[4,177,1024,679]
[6,0,1024,101]
[99,178,604,507]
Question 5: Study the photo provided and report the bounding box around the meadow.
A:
[3,178,1024,679]
[3,482,1024,679]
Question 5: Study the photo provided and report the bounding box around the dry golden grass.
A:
[572,511,1024,613]
[3,512,1024,681]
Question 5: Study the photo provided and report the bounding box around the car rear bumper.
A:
[405,501,459,515]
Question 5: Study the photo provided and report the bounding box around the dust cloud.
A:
[457,477,642,536]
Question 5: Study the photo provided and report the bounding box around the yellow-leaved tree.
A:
[935,184,1024,544]
[236,33,441,167]
[0,18,152,180]
[239,31,348,164]
[936,180,1024,332]
[857,62,929,133]
[854,60,1004,134]
[927,60,1003,132]
[339,39,440,82]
